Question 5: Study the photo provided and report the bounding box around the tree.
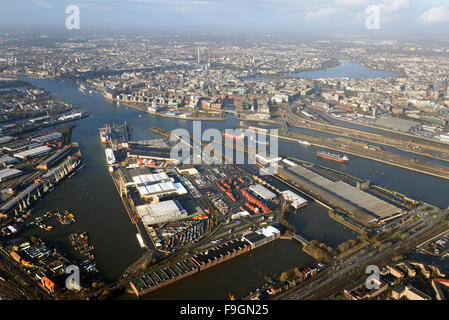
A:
[338,242,349,253]
[348,239,357,247]
[280,272,289,282]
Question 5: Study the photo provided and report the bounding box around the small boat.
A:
[298,140,311,146]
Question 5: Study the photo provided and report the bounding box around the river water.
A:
[251,60,398,81]
[20,66,449,298]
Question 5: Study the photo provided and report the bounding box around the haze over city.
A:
[1,0,449,34]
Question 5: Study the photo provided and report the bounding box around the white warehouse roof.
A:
[136,200,187,225]
[14,146,52,160]
[249,184,276,201]
[0,168,23,182]
[282,190,308,209]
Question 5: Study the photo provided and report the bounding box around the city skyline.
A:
[1,0,449,34]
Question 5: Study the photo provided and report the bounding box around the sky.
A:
[1,0,449,35]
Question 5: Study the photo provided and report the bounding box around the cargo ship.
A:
[222,131,244,140]
[316,150,349,163]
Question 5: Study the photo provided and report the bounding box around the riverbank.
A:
[286,117,449,165]
[117,101,226,121]
[277,131,449,181]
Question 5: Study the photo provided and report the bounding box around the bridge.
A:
[281,118,289,134]
[291,233,309,246]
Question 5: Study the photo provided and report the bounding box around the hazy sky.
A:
[1,0,449,34]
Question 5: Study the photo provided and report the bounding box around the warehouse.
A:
[128,145,179,164]
[282,190,308,209]
[137,181,177,199]
[136,200,187,225]
[176,165,198,175]
[2,140,41,152]
[279,165,402,223]
[0,136,14,145]
[249,184,276,201]
[0,168,23,182]
[255,153,282,166]
[243,226,281,249]
[132,172,171,186]
[31,132,62,144]
[36,146,73,170]
[0,156,18,167]
[0,183,44,214]
[14,146,52,160]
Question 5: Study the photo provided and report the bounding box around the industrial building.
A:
[136,200,187,225]
[36,146,73,170]
[0,183,43,213]
[255,153,282,166]
[0,168,23,182]
[278,165,402,224]
[136,181,187,199]
[191,238,251,271]
[129,258,198,297]
[243,226,281,249]
[0,136,14,145]
[128,145,179,164]
[14,146,52,160]
[132,172,171,186]
[176,165,198,175]
[2,140,41,152]
[31,132,62,144]
[0,156,18,167]
[249,184,276,201]
[282,190,308,209]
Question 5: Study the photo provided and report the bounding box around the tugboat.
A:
[316,150,349,163]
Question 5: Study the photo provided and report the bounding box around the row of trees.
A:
[279,204,296,233]
[337,238,359,254]
[280,267,305,284]
[303,240,334,262]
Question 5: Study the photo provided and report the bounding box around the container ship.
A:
[316,150,349,163]
[222,131,244,140]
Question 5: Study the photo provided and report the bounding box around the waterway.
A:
[20,65,449,297]
[251,60,398,81]
[290,60,398,79]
